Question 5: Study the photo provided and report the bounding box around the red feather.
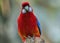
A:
[18,12,40,41]
[17,2,40,42]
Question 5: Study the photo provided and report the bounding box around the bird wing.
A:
[36,19,42,35]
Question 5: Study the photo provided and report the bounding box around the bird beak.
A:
[24,6,29,11]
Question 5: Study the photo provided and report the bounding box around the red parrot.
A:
[17,2,41,43]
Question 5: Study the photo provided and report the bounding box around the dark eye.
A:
[29,7,33,12]
[22,9,26,14]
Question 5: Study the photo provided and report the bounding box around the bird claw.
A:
[27,36,31,39]
[25,36,45,43]
[27,36,35,40]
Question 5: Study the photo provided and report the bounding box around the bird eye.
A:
[29,7,32,12]
[22,9,26,14]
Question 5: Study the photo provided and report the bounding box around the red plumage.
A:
[17,2,40,42]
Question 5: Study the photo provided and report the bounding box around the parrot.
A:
[17,2,41,43]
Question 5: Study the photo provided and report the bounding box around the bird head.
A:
[21,2,33,14]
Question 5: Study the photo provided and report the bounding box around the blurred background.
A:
[0,0,60,43]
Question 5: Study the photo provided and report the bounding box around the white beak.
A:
[24,6,29,11]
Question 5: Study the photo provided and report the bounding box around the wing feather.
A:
[36,19,42,35]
